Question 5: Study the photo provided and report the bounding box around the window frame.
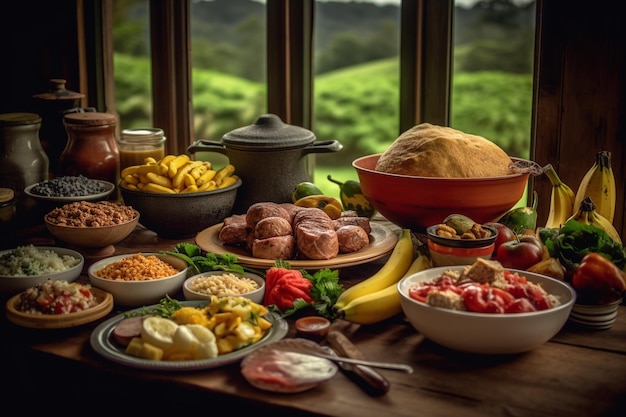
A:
[96,0,452,155]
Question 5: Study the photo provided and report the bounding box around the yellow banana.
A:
[573,151,616,223]
[333,229,414,310]
[543,164,576,229]
[567,196,622,244]
[336,251,431,325]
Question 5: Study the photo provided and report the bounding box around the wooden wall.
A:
[532,0,625,239]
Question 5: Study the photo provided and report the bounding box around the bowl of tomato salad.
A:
[397,258,576,354]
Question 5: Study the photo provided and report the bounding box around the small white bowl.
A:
[569,298,622,330]
[0,246,84,295]
[183,271,265,304]
[88,253,188,306]
[397,265,576,354]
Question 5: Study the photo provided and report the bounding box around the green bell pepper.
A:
[327,175,376,218]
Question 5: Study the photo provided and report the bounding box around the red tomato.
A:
[496,239,544,270]
[484,222,516,257]
[504,298,536,313]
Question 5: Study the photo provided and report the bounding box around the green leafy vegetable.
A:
[540,220,626,272]
[161,242,264,276]
[124,295,182,318]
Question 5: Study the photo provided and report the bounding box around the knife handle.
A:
[347,364,391,396]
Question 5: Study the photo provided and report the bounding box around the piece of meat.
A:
[223,214,247,227]
[240,338,338,393]
[219,222,250,244]
[293,207,334,230]
[279,203,305,222]
[331,216,372,234]
[252,235,297,259]
[112,316,145,347]
[255,216,293,239]
[246,202,291,228]
[295,222,339,260]
[336,225,370,254]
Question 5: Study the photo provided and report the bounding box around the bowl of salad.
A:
[397,258,576,354]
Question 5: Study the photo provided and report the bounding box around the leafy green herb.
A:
[540,220,626,271]
[124,295,182,318]
[161,242,265,276]
[268,266,344,320]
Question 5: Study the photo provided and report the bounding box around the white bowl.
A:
[0,246,84,294]
[88,253,188,306]
[397,266,576,354]
[183,271,265,304]
[569,298,622,330]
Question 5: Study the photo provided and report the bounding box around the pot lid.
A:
[221,114,316,150]
[32,79,85,101]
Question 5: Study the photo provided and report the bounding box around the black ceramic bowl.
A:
[426,224,498,249]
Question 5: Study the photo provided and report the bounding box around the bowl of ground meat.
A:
[397,258,576,354]
[88,252,189,306]
[44,201,140,253]
[0,245,85,294]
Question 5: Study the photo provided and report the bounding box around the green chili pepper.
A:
[327,175,376,218]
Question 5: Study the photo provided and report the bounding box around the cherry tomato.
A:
[496,239,544,270]
[484,222,516,258]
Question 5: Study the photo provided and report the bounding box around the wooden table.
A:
[2,220,625,416]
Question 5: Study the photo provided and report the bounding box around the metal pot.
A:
[188,114,342,213]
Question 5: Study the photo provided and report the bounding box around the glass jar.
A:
[59,112,120,187]
[117,128,166,175]
[0,112,49,218]
[0,188,16,247]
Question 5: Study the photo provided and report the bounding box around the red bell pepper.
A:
[571,253,626,303]
[263,267,313,310]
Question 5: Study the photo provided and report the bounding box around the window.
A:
[110,0,535,195]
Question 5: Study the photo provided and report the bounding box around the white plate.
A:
[90,301,289,371]
[195,222,398,270]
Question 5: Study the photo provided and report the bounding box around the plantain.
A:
[543,164,576,229]
[333,229,414,310]
[567,196,622,244]
[573,151,616,223]
[336,250,431,325]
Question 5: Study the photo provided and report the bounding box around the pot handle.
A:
[187,139,227,155]
[301,140,343,155]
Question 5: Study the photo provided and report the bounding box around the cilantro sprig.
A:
[161,242,265,276]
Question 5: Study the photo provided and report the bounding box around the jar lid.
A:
[0,112,42,127]
[221,114,316,151]
[64,112,117,126]
[0,188,15,203]
[32,79,85,101]
[120,128,166,143]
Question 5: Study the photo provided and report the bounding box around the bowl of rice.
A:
[87,252,189,306]
[183,271,265,304]
[0,245,85,294]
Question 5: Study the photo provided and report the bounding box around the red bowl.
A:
[353,154,530,231]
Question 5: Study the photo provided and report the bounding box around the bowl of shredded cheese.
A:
[183,271,265,304]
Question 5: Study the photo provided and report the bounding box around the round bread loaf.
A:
[375,123,513,178]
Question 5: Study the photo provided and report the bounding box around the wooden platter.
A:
[5,287,114,329]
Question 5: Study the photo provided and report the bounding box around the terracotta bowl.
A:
[45,211,139,250]
[353,154,531,231]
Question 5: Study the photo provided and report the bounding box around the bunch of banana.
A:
[543,164,576,229]
[567,196,622,244]
[573,151,616,224]
[334,230,432,325]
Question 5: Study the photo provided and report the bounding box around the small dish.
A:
[427,240,495,267]
[295,316,331,341]
[6,287,113,329]
[0,246,85,294]
[569,298,622,330]
[24,179,115,205]
[183,271,265,304]
[426,224,498,248]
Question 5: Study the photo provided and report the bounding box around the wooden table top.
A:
[2,219,625,416]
